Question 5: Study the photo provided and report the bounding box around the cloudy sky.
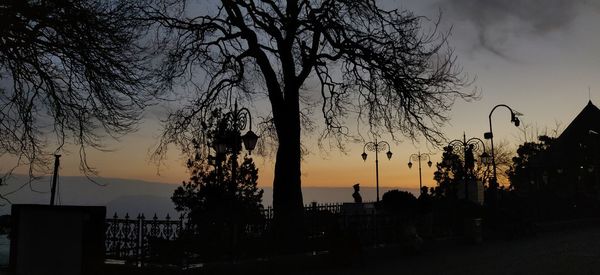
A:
[4,0,600,202]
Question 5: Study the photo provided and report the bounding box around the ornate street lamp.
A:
[484,104,521,192]
[200,101,258,258]
[214,101,259,193]
[220,102,257,152]
[408,152,433,195]
[361,138,393,202]
[480,151,492,165]
[214,137,229,155]
[447,133,490,200]
[242,130,259,154]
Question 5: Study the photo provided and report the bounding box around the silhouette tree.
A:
[434,147,465,199]
[173,108,263,244]
[434,140,513,197]
[172,108,264,228]
[508,135,555,194]
[172,154,264,232]
[150,0,474,248]
[381,190,418,217]
[172,153,263,259]
[0,0,159,178]
[477,140,513,186]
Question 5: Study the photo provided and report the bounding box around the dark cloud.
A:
[437,0,594,59]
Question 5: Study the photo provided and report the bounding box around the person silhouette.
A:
[352,183,363,203]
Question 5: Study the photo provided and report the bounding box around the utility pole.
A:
[50,154,61,206]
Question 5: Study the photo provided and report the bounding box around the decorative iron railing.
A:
[105,213,185,262]
[103,201,480,266]
[105,213,140,261]
[105,202,348,263]
[260,202,344,220]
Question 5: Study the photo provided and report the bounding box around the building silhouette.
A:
[551,101,600,203]
[519,101,600,214]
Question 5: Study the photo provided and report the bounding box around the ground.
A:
[5,223,599,274]
[296,224,600,275]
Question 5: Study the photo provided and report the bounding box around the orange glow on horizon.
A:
[47,143,438,191]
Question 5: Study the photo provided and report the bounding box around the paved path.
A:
[295,226,600,275]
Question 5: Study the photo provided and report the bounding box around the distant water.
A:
[0,175,420,217]
[101,186,420,217]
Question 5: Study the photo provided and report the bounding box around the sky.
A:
[3,0,600,202]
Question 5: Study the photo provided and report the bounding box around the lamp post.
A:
[484,104,521,191]
[211,102,259,259]
[447,133,491,200]
[214,101,259,193]
[408,152,433,195]
[361,139,393,202]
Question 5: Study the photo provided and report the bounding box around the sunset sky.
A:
[4,0,600,202]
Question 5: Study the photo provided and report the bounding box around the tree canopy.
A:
[172,154,264,228]
[172,107,264,225]
[0,0,160,179]
[3,0,474,249]
[149,0,475,248]
[151,0,474,147]
[508,135,555,194]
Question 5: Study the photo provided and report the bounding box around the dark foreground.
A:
[97,222,600,275]
[300,224,600,275]
[4,223,600,275]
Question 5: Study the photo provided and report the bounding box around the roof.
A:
[557,101,600,144]
[552,101,600,158]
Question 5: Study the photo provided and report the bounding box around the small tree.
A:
[508,135,555,194]
[172,109,264,245]
[433,140,513,198]
[381,190,418,217]
[433,146,466,199]
[172,155,264,231]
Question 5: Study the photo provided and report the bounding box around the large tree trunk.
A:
[271,88,304,252]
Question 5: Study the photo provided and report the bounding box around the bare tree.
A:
[476,140,514,186]
[0,0,160,185]
[149,0,475,247]
[516,121,563,144]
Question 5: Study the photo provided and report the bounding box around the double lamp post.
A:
[361,139,393,202]
[408,152,433,195]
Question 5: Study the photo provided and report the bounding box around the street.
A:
[298,225,600,275]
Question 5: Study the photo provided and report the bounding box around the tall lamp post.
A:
[447,133,491,200]
[484,104,521,191]
[361,139,393,202]
[408,152,433,195]
[211,101,259,258]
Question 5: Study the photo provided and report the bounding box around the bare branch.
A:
[0,0,163,188]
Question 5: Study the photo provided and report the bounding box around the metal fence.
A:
[260,202,344,220]
[105,202,411,264]
[105,213,185,262]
